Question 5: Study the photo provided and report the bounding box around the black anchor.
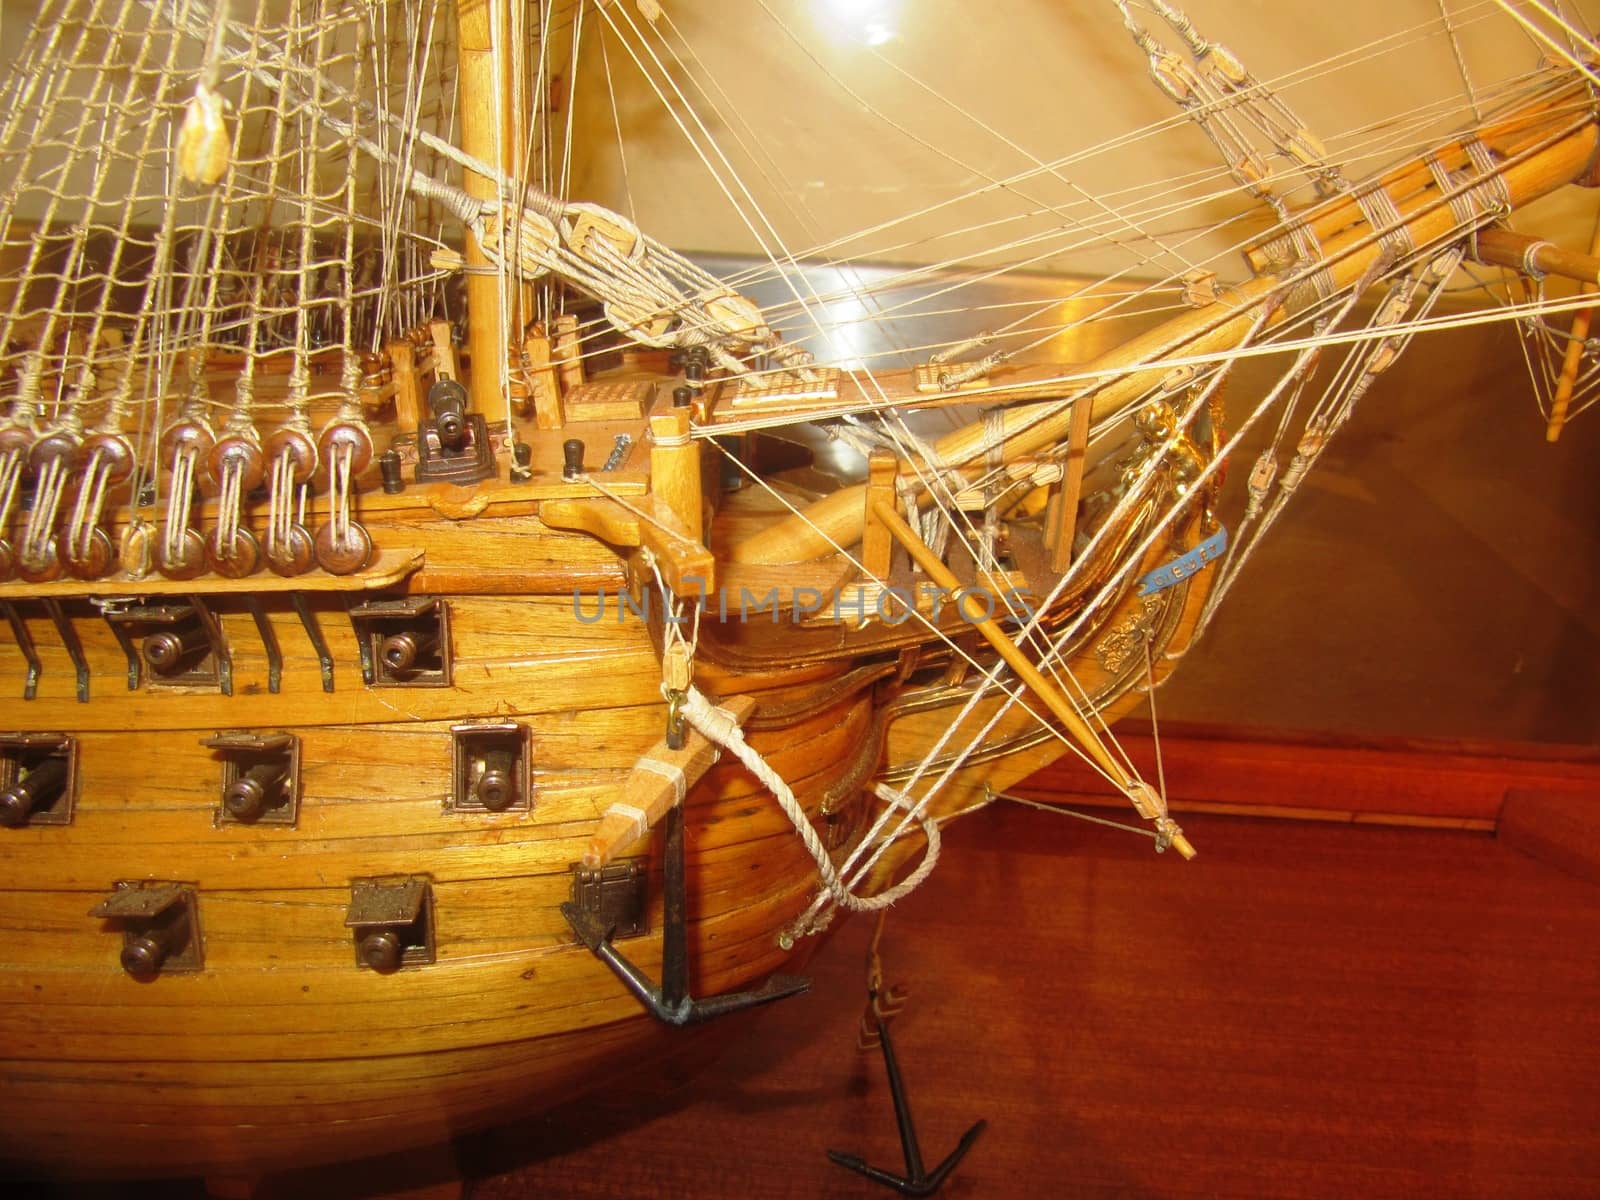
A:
[828,1013,986,1196]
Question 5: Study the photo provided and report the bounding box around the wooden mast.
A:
[456,0,522,425]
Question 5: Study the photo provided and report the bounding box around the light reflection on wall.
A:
[698,254,1143,379]
[815,0,900,47]
[799,270,875,370]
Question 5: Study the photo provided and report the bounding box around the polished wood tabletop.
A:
[18,799,1599,1200]
[454,803,1600,1200]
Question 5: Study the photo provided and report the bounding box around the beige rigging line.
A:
[870,497,1195,859]
[735,68,1547,381]
[207,0,306,577]
[1495,0,1596,71]
[718,3,1514,297]
[602,0,1010,580]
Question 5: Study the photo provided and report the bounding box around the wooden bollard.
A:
[387,337,421,431]
[1047,396,1093,573]
[650,407,702,543]
[522,324,563,430]
[552,313,584,392]
[427,318,458,383]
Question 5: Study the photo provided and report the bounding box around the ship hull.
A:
[0,498,890,1176]
[0,467,1221,1179]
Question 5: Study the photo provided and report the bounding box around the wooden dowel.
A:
[585,695,758,868]
[861,450,897,579]
[1473,228,1600,286]
[1048,398,1094,574]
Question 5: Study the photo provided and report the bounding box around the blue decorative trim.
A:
[1136,526,1228,596]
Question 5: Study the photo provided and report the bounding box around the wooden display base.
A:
[1015,720,1600,829]
[1498,788,1600,884]
[203,1141,461,1200]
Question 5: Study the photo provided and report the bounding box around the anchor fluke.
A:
[828,1017,986,1197]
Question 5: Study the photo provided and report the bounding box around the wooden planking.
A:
[0,872,770,1007]
[0,690,874,1119]
[0,592,876,730]
[0,876,588,967]
[0,656,661,735]
[0,1009,680,1176]
[0,692,871,889]
[0,868,817,1021]
[15,692,861,815]
[0,787,838,959]
[0,1016,686,1177]
[0,591,661,722]
[392,514,630,590]
[0,877,816,1060]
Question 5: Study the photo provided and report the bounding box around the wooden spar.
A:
[1547,209,1600,442]
[1472,228,1600,286]
[1241,73,1596,275]
[584,695,760,868]
[869,498,1196,861]
[732,104,1600,567]
[1046,393,1094,573]
[456,0,518,425]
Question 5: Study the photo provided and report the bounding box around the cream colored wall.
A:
[565,0,1600,273]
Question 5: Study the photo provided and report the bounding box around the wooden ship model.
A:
[0,0,1597,1180]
